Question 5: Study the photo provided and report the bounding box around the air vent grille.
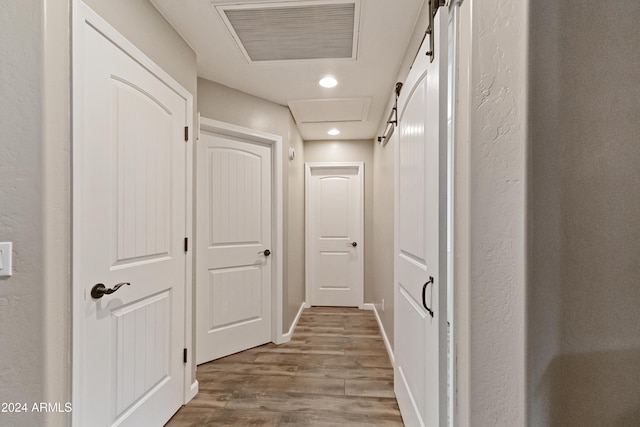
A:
[217,1,359,62]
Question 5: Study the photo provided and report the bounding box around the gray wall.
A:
[198,78,306,330]
[0,1,197,425]
[371,137,395,347]
[558,3,640,423]
[529,1,640,425]
[527,0,563,424]
[83,0,197,93]
[304,140,375,303]
[0,2,45,426]
[286,117,306,326]
[366,0,434,353]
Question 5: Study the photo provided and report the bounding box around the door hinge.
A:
[184,237,188,252]
[183,348,187,364]
[184,126,189,142]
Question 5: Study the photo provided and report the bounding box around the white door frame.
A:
[304,162,365,308]
[198,117,285,344]
[71,1,195,423]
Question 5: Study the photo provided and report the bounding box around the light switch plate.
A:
[0,242,12,277]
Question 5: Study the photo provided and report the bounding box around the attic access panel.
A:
[288,98,372,123]
[215,0,361,62]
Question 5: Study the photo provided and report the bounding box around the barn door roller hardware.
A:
[377,82,403,146]
[425,0,445,61]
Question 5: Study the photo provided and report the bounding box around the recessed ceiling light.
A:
[328,129,341,136]
[319,76,338,88]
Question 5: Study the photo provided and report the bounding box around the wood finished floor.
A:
[166,307,403,426]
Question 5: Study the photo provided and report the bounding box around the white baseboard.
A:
[185,380,198,404]
[277,301,306,344]
[369,303,395,367]
[363,303,375,311]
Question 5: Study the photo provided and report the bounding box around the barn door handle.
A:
[259,249,271,257]
[422,276,434,318]
[91,282,130,299]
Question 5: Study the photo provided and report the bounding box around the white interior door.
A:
[197,121,273,364]
[394,7,448,427]
[73,4,190,426]
[306,163,364,307]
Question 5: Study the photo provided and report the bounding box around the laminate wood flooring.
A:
[166,307,403,426]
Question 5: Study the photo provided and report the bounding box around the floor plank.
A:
[166,307,403,426]
[346,379,397,398]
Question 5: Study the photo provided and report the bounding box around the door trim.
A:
[304,162,365,309]
[71,1,195,424]
[198,117,285,344]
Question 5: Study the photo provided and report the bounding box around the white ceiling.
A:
[149,0,425,141]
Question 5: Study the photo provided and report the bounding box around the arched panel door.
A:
[394,7,448,427]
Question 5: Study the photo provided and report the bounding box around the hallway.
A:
[166,307,402,426]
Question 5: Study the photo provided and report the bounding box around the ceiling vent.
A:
[215,0,361,62]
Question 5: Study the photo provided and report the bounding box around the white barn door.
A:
[394,7,448,427]
[72,3,192,426]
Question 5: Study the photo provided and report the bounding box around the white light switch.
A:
[0,242,12,277]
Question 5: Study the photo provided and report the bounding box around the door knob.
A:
[350,242,357,247]
[259,249,271,257]
[91,282,130,299]
[422,276,434,318]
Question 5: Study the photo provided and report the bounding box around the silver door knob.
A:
[91,282,130,299]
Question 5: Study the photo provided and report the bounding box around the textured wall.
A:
[304,140,375,303]
[198,78,306,330]
[0,1,46,426]
[466,0,528,424]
